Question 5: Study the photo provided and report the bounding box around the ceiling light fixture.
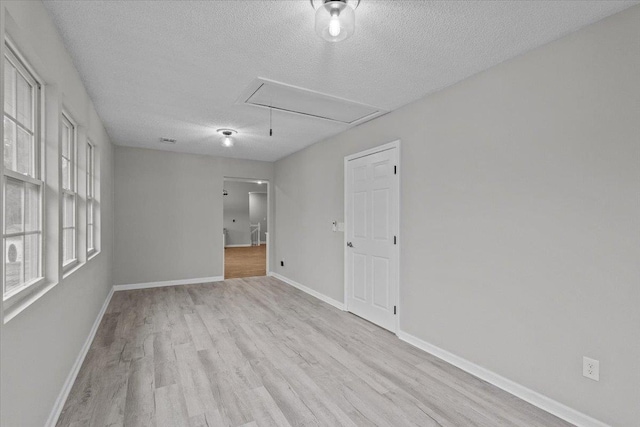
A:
[311,0,359,42]
[217,129,237,147]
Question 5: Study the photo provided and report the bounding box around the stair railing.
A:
[250,223,261,246]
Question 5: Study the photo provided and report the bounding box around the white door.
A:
[345,145,398,332]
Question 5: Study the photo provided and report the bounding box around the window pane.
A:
[4,59,16,117]
[4,235,23,293]
[16,73,32,128]
[3,49,43,297]
[87,223,94,251]
[63,193,75,228]
[87,199,94,224]
[25,182,39,232]
[87,198,94,251]
[17,126,33,176]
[61,123,69,157]
[87,145,94,198]
[24,233,39,283]
[62,158,70,190]
[4,116,16,171]
[63,228,75,263]
[4,178,23,234]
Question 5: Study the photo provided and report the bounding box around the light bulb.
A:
[329,16,341,37]
[315,1,355,43]
[217,128,237,147]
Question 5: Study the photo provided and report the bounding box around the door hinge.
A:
[394,306,397,315]
[394,165,397,175]
[394,236,397,245]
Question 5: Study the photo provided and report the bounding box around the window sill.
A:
[3,276,45,302]
[63,259,84,279]
[87,249,100,262]
[3,279,58,324]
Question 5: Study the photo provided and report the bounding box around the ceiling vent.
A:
[159,137,177,144]
[237,78,386,125]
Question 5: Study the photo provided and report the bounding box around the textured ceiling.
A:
[43,0,637,162]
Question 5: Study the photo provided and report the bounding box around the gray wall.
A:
[250,192,268,242]
[223,181,266,246]
[273,7,640,426]
[0,1,115,426]
[114,147,273,285]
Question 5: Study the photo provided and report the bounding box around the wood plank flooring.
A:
[225,245,266,279]
[56,277,573,427]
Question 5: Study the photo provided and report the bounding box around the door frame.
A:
[343,140,401,335]
[222,177,270,279]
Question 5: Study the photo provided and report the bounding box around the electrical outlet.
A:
[583,356,600,381]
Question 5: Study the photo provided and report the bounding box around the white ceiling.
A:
[43,0,637,162]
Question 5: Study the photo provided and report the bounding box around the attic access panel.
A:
[238,78,386,125]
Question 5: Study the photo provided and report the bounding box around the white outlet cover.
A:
[583,356,600,381]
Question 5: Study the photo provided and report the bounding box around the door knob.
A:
[347,242,354,248]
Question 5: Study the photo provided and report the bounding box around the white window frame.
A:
[86,140,96,257]
[2,42,45,303]
[60,111,77,271]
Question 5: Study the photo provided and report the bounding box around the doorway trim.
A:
[343,140,401,335]
[222,177,270,279]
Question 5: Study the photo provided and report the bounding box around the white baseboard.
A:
[225,244,251,248]
[397,331,609,427]
[113,276,224,291]
[268,272,345,311]
[45,286,114,427]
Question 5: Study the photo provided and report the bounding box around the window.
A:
[86,141,96,255]
[3,45,43,298]
[60,113,76,268]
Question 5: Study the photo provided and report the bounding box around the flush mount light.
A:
[217,128,237,147]
[311,0,359,42]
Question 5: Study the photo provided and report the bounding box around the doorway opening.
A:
[223,178,269,279]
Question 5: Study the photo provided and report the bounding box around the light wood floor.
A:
[56,277,572,427]
[225,245,266,279]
